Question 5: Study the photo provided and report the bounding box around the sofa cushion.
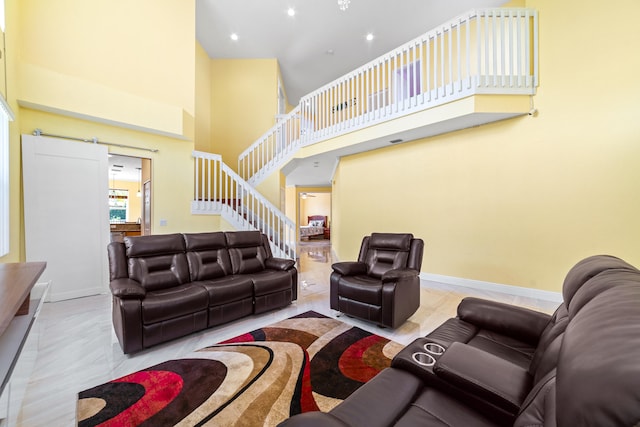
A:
[335,276,382,306]
[184,232,232,281]
[225,230,263,247]
[125,234,189,291]
[329,368,423,427]
[394,388,497,427]
[556,270,640,427]
[141,283,208,324]
[244,270,293,297]
[361,234,413,279]
[125,233,185,257]
[183,231,227,251]
[368,233,413,251]
[226,231,268,274]
[128,253,190,291]
[194,275,254,306]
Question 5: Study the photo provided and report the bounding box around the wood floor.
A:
[11,242,559,427]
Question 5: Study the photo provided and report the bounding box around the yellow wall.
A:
[210,59,279,170]
[17,0,195,138]
[285,186,297,222]
[0,0,212,263]
[332,0,640,292]
[109,179,142,223]
[250,171,278,209]
[195,42,213,152]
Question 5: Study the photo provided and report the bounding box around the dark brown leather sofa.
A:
[280,255,640,426]
[331,233,424,328]
[108,230,297,354]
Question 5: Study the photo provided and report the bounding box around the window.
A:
[109,189,129,223]
[0,94,13,257]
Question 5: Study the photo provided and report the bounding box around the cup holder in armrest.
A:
[412,352,436,367]
[424,342,446,356]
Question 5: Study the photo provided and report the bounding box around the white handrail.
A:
[192,151,296,259]
[238,8,538,184]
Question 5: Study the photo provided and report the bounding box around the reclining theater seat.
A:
[183,232,254,327]
[109,234,209,354]
[330,233,424,328]
[280,254,640,427]
[225,230,297,314]
[406,254,639,371]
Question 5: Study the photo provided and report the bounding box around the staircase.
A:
[192,151,296,259]
[193,8,539,260]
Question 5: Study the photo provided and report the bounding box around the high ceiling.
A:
[196,0,509,186]
[196,0,507,105]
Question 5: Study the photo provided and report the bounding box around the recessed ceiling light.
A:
[287,8,295,17]
[325,49,335,55]
[230,33,239,41]
[366,33,374,41]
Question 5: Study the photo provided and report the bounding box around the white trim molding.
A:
[420,272,563,303]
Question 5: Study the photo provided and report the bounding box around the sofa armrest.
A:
[277,412,349,427]
[109,278,146,299]
[332,261,367,276]
[381,268,419,283]
[457,297,552,345]
[434,342,532,416]
[265,257,296,271]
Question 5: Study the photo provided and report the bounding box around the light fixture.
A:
[230,33,238,41]
[337,0,350,11]
[366,33,374,41]
[136,167,142,198]
[287,7,295,17]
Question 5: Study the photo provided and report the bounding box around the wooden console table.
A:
[0,262,47,397]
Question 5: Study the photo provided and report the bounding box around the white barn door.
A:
[22,135,109,301]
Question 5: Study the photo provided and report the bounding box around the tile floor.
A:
[10,241,558,426]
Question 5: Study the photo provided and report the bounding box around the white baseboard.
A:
[46,286,106,302]
[420,272,563,303]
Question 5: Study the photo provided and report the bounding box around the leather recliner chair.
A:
[330,233,424,328]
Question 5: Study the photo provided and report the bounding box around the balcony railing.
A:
[238,8,538,184]
[192,151,296,259]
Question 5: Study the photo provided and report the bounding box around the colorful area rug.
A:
[77,311,403,426]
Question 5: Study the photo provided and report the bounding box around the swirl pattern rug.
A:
[77,311,403,426]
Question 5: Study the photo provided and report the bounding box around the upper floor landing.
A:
[237,8,538,187]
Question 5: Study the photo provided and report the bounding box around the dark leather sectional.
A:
[280,255,640,426]
[107,230,297,354]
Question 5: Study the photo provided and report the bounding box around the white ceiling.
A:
[196,0,509,187]
[108,155,142,183]
[196,0,507,105]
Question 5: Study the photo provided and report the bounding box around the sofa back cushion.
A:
[516,262,640,427]
[360,233,413,279]
[125,234,189,291]
[183,232,232,281]
[528,255,639,380]
[557,268,640,426]
[225,231,267,274]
